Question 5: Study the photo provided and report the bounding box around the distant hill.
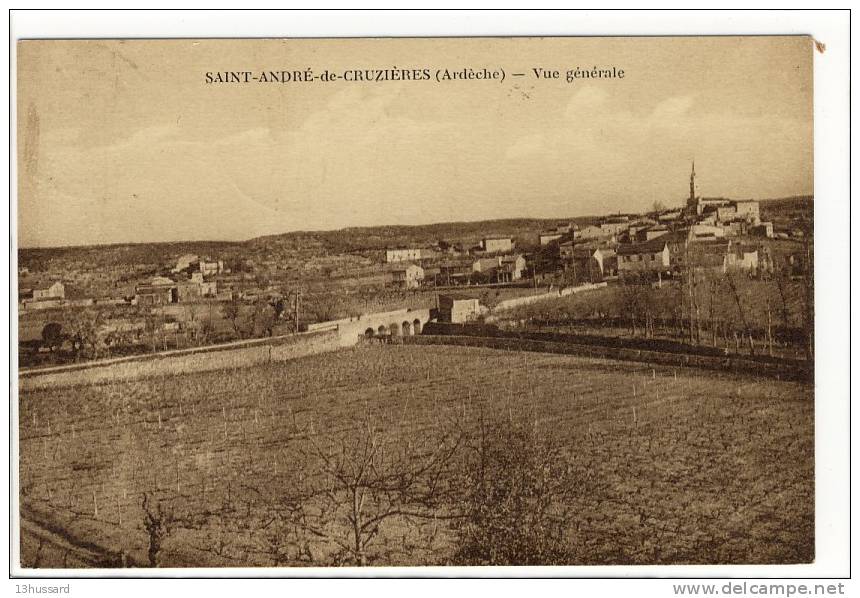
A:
[18,217,597,273]
[18,196,812,272]
[760,195,813,233]
[246,217,598,254]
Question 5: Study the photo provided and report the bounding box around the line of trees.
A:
[129,409,581,567]
[504,252,813,360]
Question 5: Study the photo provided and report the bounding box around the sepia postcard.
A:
[14,33,820,574]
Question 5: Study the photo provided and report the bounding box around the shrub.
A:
[452,417,576,565]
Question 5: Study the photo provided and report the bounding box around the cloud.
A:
[505,134,545,160]
[19,85,811,247]
[649,95,695,121]
[564,86,609,120]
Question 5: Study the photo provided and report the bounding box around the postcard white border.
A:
[5,7,852,592]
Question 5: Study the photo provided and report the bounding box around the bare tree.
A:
[250,300,276,337]
[773,265,792,329]
[141,310,166,353]
[274,411,465,566]
[141,493,175,567]
[221,297,244,339]
[724,270,756,355]
[306,293,345,323]
[617,274,644,337]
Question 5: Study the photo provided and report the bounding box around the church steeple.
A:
[688,160,697,208]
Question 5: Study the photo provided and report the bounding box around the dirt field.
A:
[18,344,813,567]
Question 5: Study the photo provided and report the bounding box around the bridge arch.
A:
[413,318,422,334]
[364,327,375,338]
[401,320,413,336]
[377,324,387,336]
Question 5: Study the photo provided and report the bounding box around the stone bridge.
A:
[306,308,433,347]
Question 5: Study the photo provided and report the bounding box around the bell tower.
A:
[688,160,697,208]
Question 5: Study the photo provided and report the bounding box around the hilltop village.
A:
[18,164,812,367]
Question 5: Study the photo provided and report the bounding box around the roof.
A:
[440,259,472,269]
[150,276,176,286]
[387,262,423,272]
[175,253,199,265]
[691,239,731,253]
[617,236,670,255]
[499,254,524,263]
[34,280,63,290]
[135,285,173,293]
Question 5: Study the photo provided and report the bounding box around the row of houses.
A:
[172,254,226,276]
[387,253,528,289]
[385,236,517,265]
[134,273,225,306]
[134,254,232,305]
[533,164,775,282]
[538,222,575,246]
[616,233,761,278]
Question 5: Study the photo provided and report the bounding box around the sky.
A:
[17,37,813,247]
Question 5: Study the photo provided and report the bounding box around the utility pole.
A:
[294,290,301,333]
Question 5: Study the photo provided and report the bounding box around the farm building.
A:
[617,238,671,276]
[598,219,631,236]
[733,199,761,223]
[670,238,760,275]
[172,254,199,273]
[750,222,774,238]
[561,246,616,280]
[472,257,502,274]
[688,223,726,241]
[390,263,425,289]
[727,247,759,272]
[538,232,563,246]
[481,237,514,254]
[385,248,424,263]
[538,223,574,246]
[32,281,65,301]
[177,281,203,302]
[438,294,481,323]
[577,222,624,242]
[471,255,526,283]
[499,255,527,281]
[199,259,225,276]
[635,225,670,242]
[135,276,177,305]
[438,260,473,285]
[626,219,657,239]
